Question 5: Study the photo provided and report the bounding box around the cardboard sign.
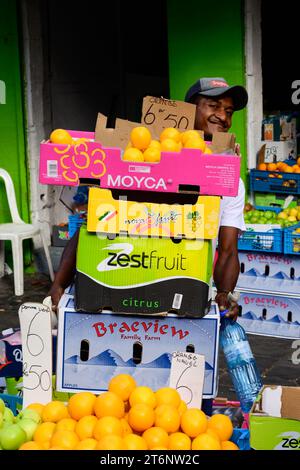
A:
[169,352,205,408]
[87,188,220,240]
[18,303,53,407]
[141,96,196,134]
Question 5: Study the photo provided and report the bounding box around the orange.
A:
[41,401,69,423]
[142,427,169,449]
[123,148,144,162]
[68,392,96,420]
[34,422,56,445]
[143,147,161,163]
[154,404,180,433]
[130,126,152,150]
[168,432,191,450]
[19,441,43,450]
[94,391,125,419]
[129,386,156,409]
[128,404,155,432]
[178,400,187,416]
[206,428,221,442]
[50,430,79,450]
[297,157,300,166]
[108,374,137,401]
[184,137,206,151]
[160,138,181,152]
[75,415,98,440]
[93,416,123,440]
[55,418,77,432]
[221,440,239,450]
[149,139,161,150]
[96,434,125,451]
[26,403,45,417]
[267,162,277,171]
[180,408,207,438]
[50,129,73,145]
[123,434,148,450]
[204,147,212,154]
[294,166,300,173]
[181,130,202,145]
[283,166,294,173]
[258,163,267,171]
[155,387,181,408]
[208,414,233,441]
[192,433,221,450]
[151,446,168,450]
[120,418,132,436]
[160,127,181,143]
[75,438,98,450]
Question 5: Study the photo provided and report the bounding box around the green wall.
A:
[167,0,247,185]
[0,0,29,224]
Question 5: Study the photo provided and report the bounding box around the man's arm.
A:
[213,226,240,320]
[48,229,79,309]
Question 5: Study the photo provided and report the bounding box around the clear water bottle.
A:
[220,317,263,413]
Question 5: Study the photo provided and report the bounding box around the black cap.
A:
[185,77,248,111]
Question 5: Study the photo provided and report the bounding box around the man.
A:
[185,77,248,321]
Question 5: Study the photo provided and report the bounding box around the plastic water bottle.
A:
[220,317,263,413]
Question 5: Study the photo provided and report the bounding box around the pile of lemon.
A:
[18,374,239,451]
[123,126,212,163]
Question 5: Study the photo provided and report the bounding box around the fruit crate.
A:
[0,393,22,415]
[254,206,282,214]
[68,214,85,238]
[283,223,300,255]
[250,169,300,194]
[238,228,283,253]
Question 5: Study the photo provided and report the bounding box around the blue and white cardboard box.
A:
[238,291,300,339]
[56,294,220,398]
[237,252,300,296]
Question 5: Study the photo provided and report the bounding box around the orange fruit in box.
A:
[221,440,239,450]
[50,429,79,450]
[160,138,181,152]
[96,434,125,450]
[192,433,221,450]
[297,157,300,166]
[108,373,137,401]
[143,147,161,162]
[128,404,155,432]
[41,401,69,423]
[155,387,181,408]
[129,386,156,408]
[142,426,169,449]
[168,432,191,450]
[34,422,56,446]
[75,438,98,450]
[123,434,148,450]
[75,415,98,440]
[130,126,152,150]
[258,163,267,171]
[19,441,43,450]
[283,166,294,173]
[123,147,144,162]
[181,129,202,145]
[55,418,77,432]
[267,162,277,171]
[154,404,181,433]
[26,403,45,417]
[204,146,213,154]
[207,413,233,441]
[148,139,161,150]
[67,392,96,420]
[93,416,123,440]
[184,137,206,151]
[160,127,181,143]
[180,408,207,437]
[50,129,73,145]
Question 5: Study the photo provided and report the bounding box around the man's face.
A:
[193,95,234,136]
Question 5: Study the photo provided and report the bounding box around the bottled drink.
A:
[220,318,262,413]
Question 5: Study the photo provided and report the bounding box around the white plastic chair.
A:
[0,168,54,295]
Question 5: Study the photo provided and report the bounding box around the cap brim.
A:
[200,85,248,110]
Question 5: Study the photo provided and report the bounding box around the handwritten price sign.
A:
[142,96,196,132]
[169,351,205,409]
[18,303,53,407]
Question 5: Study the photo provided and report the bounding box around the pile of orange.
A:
[18,374,239,451]
[123,126,212,163]
[257,159,300,174]
[49,129,92,146]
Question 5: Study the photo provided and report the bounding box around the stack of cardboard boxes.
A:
[39,97,241,399]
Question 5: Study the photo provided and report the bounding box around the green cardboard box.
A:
[254,193,300,209]
[75,226,212,317]
[250,385,300,450]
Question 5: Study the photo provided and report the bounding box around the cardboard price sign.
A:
[18,303,53,407]
[142,96,196,133]
[169,351,205,408]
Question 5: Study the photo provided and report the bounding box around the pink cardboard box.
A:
[39,130,240,197]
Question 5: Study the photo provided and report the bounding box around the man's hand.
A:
[48,283,65,313]
[215,292,239,321]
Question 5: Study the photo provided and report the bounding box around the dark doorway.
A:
[44,0,169,131]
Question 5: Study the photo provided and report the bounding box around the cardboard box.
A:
[257,139,297,164]
[87,188,220,240]
[250,385,300,450]
[254,193,300,209]
[52,224,70,247]
[75,226,212,317]
[262,116,296,142]
[237,291,300,339]
[237,251,300,296]
[39,97,240,197]
[56,294,220,398]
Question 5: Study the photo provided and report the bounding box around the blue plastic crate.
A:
[0,393,22,415]
[283,222,300,255]
[238,228,283,253]
[250,169,300,194]
[68,214,85,238]
[254,206,282,214]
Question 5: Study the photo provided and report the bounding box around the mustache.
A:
[208,118,228,128]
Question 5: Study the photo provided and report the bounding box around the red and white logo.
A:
[210,80,228,88]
